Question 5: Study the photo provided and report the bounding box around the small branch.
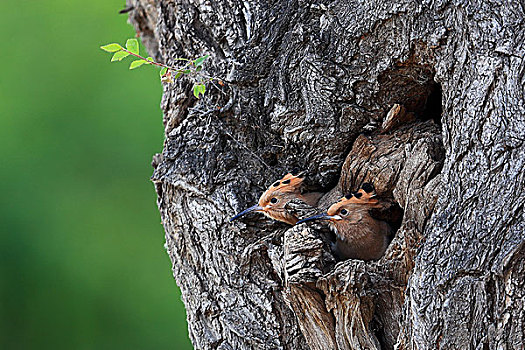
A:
[120,48,192,73]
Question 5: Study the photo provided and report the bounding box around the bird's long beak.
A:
[230,205,264,222]
[297,213,333,224]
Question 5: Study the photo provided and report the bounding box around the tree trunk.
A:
[127,0,525,349]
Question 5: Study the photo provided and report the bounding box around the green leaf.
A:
[159,67,168,77]
[183,69,191,74]
[196,66,203,72]
[126,38,139,55]
[146,57,154,63]
[100,43,122,52]
[111,51,130,62]
[174,71,182,79]
[129,60,146,70]
[194,54,209,66]
[193,83,206,98]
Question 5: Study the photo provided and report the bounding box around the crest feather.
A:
[328,183,379,214]
[273,172,304,192]
[258,172,306,206]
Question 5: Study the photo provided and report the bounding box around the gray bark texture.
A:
[127,0,525,349]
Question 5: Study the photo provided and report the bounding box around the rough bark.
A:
[127,0,525,349]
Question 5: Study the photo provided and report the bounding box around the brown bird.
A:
[230,171,322,225]
[297,183,391,261]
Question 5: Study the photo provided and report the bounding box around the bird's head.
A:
[230,171,305,225]
[297,183,379,231]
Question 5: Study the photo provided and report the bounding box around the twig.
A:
[120,48,191,73]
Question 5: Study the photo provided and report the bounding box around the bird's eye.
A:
[340,209,348,216]
[270,197,278,204]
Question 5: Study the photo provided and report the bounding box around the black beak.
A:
[296,213,332,224]
[230,205,263,222]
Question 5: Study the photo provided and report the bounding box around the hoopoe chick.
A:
[297,183,391,261]
[230,171,322,225]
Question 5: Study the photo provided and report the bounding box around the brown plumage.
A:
[298,183,391,261]
[231,171,322,225]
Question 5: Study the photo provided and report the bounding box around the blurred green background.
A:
[0,1,192,349]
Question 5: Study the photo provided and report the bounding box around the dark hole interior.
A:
[387,203,404,235]
[420,82,443,126]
